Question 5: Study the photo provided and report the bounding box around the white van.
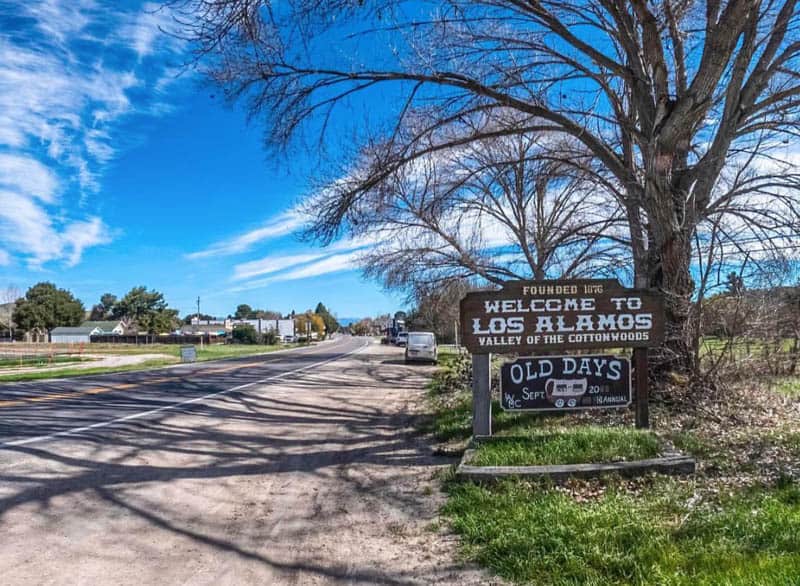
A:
[404,331,437,364]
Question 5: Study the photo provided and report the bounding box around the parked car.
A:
[404,331,437,364]
[395,331,408,347]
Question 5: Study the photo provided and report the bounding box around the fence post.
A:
[472,353,492,438]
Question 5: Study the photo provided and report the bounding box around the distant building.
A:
[189,317,229,326]
[182,317,295,341]
[50,320,125,344]
[231,318,295,341]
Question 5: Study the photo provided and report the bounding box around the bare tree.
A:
[331,126,630,293]
[0,285,20,340]
[176,0,800,371]
[406,280,472,343]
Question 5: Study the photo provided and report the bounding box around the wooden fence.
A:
[90,334,216,345]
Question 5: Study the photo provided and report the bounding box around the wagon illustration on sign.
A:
[544,378,588,408]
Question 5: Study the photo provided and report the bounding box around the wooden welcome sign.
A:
[459,279,665,433]
[460,279,664,355]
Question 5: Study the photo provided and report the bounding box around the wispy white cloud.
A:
[0,1,186,267]
[228,251,364,293]
[0,190,111,268]
[186,211,307,259]
[120,2,184,60]
[233,252,327,281]
[0,250,10,267]
[268,251,363,282]
[0,154,59,203]
[61,217,113,266]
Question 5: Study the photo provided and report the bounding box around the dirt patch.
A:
[0,352,174,375]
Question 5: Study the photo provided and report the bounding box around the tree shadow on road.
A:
[0,346,480,585]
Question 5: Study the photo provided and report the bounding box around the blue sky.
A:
[0,1,402,319]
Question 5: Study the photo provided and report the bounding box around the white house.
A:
[50,321,125,344]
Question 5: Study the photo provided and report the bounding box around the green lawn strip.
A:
[0,355,91,369]
[443,477,800,585]
[36,342,299,359]
[470,427,660,467]
[0,359,177,382]
[0,344,301,382]
[193,343,298,361]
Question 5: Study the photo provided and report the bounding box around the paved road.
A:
[0,338,365,447]
[0,337,493,585]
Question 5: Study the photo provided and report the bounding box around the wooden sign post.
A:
[472,353,492,438]
[459,279,664,434]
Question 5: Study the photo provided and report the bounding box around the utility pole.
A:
[196,296,204,349]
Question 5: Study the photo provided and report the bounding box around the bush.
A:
[262,330,278,345]
[231,324,259,344]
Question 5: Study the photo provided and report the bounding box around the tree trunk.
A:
[651,231,696,373]
[643,178,698,375]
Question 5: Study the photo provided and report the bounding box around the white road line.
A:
[0,340,369,448]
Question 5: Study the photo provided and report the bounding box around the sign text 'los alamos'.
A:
[500,355,632,412]
[460,279,664,354]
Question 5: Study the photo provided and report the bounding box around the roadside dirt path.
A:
[0,352,173,375]
[0,341,498,585]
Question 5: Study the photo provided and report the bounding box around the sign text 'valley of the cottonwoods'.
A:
[460,280,665,354]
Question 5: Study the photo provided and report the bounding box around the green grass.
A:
[470,427,660,467]
[88,342,297,360]
[0,343,298,382]
[192,343,298,361]
[425,346,800,584]
[0,355,90,369]
[772,377,800,398]
[0,359,176,382]
[15,342,299,358]
[443,477,800,585]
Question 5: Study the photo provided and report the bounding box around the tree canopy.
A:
[314,302,340,334]
[234,304,253,319]
[295,311,326,338]
[12,282,85,335]
[89,292,117,320]
[112,286,178,334]
[235,303,282,319]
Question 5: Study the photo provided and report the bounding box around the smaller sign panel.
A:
[500,354,632,412]
[180,345,197,363]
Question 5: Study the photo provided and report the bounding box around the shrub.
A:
[232,324,258,344]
